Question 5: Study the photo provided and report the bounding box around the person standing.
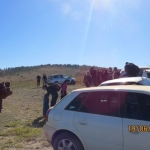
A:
[61,80,69,99]
[112,67,120,79]
[37,74,41,87]
[83,72,92,87]
[101,69,108,82]
[107,67,113,80]
[0,82,12,113]
[96,69,102,85]
[42,73,47,86]
[89,67,96,86]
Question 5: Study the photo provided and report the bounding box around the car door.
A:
[59,75,64,84]
[58,75,62,83]
[72,91,123,150]
[122,92,150,150]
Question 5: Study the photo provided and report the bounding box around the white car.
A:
[44,85,150,150]
[47,74,76,85]
[100,77,150,86]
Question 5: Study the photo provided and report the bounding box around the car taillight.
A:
[46,108,51,122]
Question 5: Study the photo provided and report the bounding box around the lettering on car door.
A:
[122,92,150,150]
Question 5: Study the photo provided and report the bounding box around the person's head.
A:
[109,67,112,71]
[87,71,90,76]
[114,67,118,71]
[90,67,94,70]
[126,62,129,65]
[64,79,70,84]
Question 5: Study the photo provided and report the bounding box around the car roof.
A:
[72,85,150,93]
[100,77,145,85]
[139,66,150,69]
[51,74,66,76]
[144,69,150,72]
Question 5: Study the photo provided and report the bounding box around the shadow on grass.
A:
[28,116,46,128]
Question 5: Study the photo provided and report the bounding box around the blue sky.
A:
[0,0,150,69]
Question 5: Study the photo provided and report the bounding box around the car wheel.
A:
[53,132,84,150]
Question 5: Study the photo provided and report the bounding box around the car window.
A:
[63,75,68,78]
[65,93,88,111]
[122,92,150,121]
[79,92,98,114]
[78,91,120,117]
[59,75,63,78]
[54,75,58,78]
[57,75,61,78]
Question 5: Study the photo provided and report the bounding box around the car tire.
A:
[53,132,84,150]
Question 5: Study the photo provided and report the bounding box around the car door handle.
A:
[79,121,87,125]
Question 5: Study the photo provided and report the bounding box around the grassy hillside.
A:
[0,65,93,86]
[0,65,87,150]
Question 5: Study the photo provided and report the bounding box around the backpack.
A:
[50,83,61,92]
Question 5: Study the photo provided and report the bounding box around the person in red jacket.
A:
[61,80,69,99]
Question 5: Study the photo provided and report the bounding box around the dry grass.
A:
[0,66,86,150]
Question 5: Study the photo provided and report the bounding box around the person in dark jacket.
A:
[96,70,101,86]
[42,83,60,116]
[125,62,140,77]
[89,67,97,86]
[101,69,108,82]
[42,73,47,86]
[37,74,41,87]
[0,82,12,113]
